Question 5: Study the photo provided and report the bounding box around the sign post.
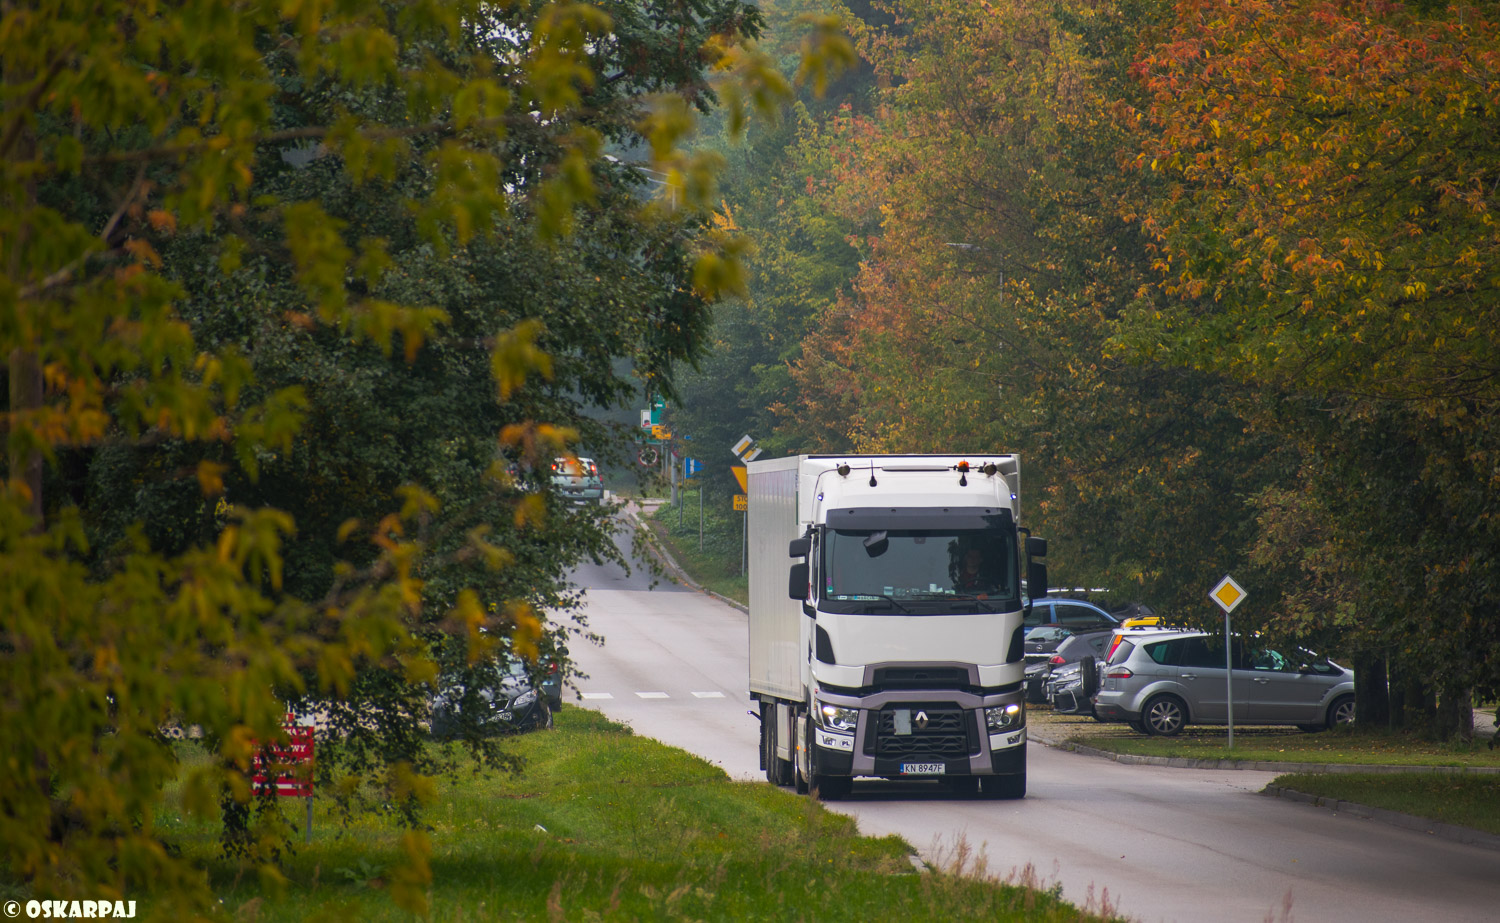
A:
[251,714,316,843]
[1209,575,1247,749]
[729,436,759,576]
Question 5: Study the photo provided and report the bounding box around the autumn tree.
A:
[1126,0,1500,732]
[765,0,1292,618]
[0,0,844,911]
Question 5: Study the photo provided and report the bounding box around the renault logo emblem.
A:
[915,710,929,730]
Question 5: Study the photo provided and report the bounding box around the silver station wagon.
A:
[1092,629,1355,736]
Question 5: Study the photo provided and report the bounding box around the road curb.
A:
[1261,784,1500,851]
[1031,730,1500,775]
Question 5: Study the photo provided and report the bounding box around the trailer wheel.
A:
[762,704,794,786]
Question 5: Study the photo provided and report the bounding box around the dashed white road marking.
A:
[635,691,670,699]
[691,691,725,698]
[579,692,614,700]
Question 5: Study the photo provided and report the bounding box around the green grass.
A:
[646,490,749,606]
[1033,708,1500,767]
[1270,772,1500,836]
[157,709,1107,921]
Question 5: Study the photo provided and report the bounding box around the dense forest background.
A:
[3,0,1497,909]
[668,0,1500,739]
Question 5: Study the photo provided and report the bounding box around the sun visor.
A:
[823,506,1014,531]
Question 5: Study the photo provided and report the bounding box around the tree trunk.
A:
[1352,651,1388,728]
[1433,685,1472,742]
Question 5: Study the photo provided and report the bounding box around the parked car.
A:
[1045,658,1102,716]
[551,456,604,504]
[1026,627,1111,703]
[1092,630,1356,736]
[429,658,554,738]
[1024,597,1122,632]
[1024,624,1074,660]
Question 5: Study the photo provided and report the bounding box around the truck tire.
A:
[762,704,794,786]
[805,719,852,800]
[794,715,810,794]
[813,774,852,801]
[985,772,1026,799]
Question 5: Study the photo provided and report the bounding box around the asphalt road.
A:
[563,517,1498,923]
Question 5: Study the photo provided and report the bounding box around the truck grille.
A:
[871,666,971,690]
[867,705,978,758]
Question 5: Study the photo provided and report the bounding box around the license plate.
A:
[900,762,945,776]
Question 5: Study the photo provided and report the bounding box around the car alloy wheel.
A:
[1143,695,1186,736]
[1328,695,1356,728]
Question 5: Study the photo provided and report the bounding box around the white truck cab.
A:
[748,455,1047,799]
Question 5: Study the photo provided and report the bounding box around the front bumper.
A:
[811,689,1027,778]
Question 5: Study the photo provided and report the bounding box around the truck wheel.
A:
[985,772,1026,799]
[762,705,794,786]
[949,777,980,797]
[794,717,810,794]
[813,774,852,801]
[760,703,774,780]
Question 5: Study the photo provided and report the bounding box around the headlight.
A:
[985,703,1024,733]
[511,689,538,709]
[815,700,859,732]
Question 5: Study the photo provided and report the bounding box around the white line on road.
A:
[579,693,614,700]
[635,692,670,699]
[691,691,725,698]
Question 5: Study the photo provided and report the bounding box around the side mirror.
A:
[788,562,810,601]
[1027,561,1048,600]
[788,536,811,558]
[1027,536,1048,557]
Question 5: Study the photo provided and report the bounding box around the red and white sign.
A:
[251,715,315,797]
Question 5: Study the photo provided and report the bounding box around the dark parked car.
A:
[1024,624,1074,660]
[429,658,554,738]
[1045,659,1102,715]
[1039,631,1112,713]
[1024,626,1104,702]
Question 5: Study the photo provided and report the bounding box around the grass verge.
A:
[161,709,1105,921]
[645,489,749,606]
[1270,772,1500,836]
[1031,709,1500,768]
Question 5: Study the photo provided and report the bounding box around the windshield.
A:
[820,525,1018,614]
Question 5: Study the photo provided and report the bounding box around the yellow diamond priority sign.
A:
[1209,574,1246,614]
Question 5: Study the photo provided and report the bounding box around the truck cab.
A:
[749,455,1045,799]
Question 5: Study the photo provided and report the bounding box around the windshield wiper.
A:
[842,593,911,614]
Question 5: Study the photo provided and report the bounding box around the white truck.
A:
[748,454,1046,800]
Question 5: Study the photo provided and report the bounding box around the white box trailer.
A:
[748,454,1046,800]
